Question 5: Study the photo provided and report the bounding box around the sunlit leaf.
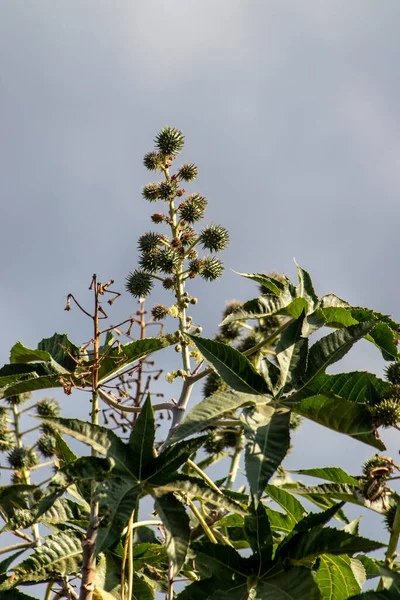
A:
[155,493,190,576]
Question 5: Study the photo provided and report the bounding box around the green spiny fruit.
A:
[371,398,400,428]
[5,393,31,406]
[200,224,229,252]
[162,277,176,291]
[384,503,398,531]
[385,362,400,385]
[151,304,168,320]
[178,194,207,223]
[362,454,394,478]
[203,370,228,398]
[155,126,185,156]
[178,163,198,182]
[158,179,179,200]
[8,447,38,470]
[157,248,180,274]
[37,434,57,458]
[126,270,154,298]
[137,231,163,253]
[36,397,60,419]
[142,183,161,202]
[200,256,224,281]
[143,151,164,171]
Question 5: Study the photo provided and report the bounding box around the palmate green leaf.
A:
[281,526,385,563]
[95,477,143,552]
[256,566,321,600]
[37,333,82,372]
[242,406,291,504]
[10,342,54,365]
[244,501,272,560]
[0,372,64,397]
[289,467,359,486]
[275,311,308,392]
[234,271,286,295]
[290,394,375,439]
[153,477,247,515]
[177,542,247,600]
[296,263,319,310]
[145,435,208,484]
[0,484,34,518]
[54,432,91,503]
[320,294,351,308]
[43,418,130,474]
[128,394,155,479]
[265,485,307,527]
[367,322,398,361]
[0,591,41,600]
[166,390,267,446]
[154,493,190,576]
[0,530,82,589]
[284,482,397,515]
[226,296,308,325]
[315,554,363,599]
[350,592,399,599]
[187,335,270,394]
[304,321,379,385]
[290,371,391,405]
[265,507,293,534]
[97,336,174,383]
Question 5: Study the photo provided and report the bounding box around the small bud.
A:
[175,344,182,353]
[195,327,203,334]
[165,372,177,383]
[168,305,179,318]
[190,297,198,305]
[151,213,166,224]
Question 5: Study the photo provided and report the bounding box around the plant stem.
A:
[377,498,400,590]
[187,498,217,544]
[186,459,224,495]
[80,275,101,600]
[0,541,35,556]
[226,435,244,490]
[11,403,41,547]
[44,581,54,600]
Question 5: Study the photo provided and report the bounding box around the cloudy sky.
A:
[1,0,400,559]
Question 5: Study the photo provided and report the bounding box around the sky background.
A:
[1,0,400,594]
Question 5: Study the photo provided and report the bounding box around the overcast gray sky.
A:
[1,0,400,564]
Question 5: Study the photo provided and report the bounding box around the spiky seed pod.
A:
[159,180,179,200]
[7,447,38,470]
[203,371,228,398]
[151,213,166,224]
[385,362,400,385]
[177,163,198,182]
[157,248,180,274]
[371,398,400,428]
[143,151,164,171]
[188,258,205,276]
[200,256,224,281]
[155,126,185,156]
[162,277,176,291]
[200,224,229,252]
[218,301,243,342]
[151,304,168,320]
[142,183,161,202]
[139,250,160,273]
[258,315,281,335]
[178,194,207,224]
[0,430,14,451]
[40,422,58,436]
[126,270,154,298]
[384,503,398,531]
[289,413,303,431]
[222,430,240,448]
[12,471,24,484]
[137,232,163,253]
[362,455,394,478]
[4,393,31,406]
[37,434,57,458]
[36,397,60,419]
